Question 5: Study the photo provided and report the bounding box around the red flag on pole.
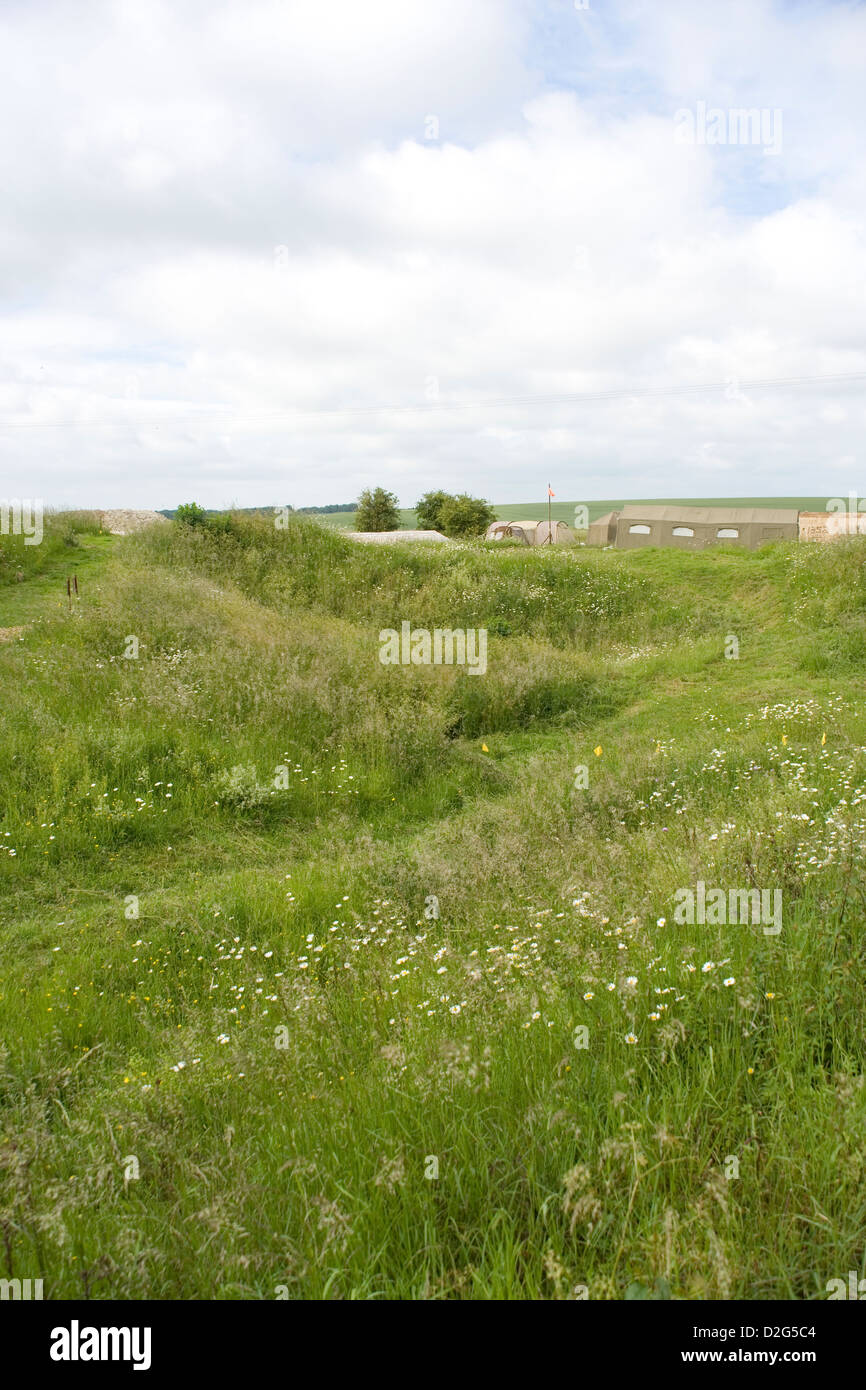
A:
[547,485,555,497]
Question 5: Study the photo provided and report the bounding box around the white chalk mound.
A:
[345,529,452,544]
[99,509,169,535]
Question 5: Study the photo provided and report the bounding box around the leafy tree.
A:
[175,502,208,528]
[437,493,496,538]
[415,490,452,532]
[355,487,400,531]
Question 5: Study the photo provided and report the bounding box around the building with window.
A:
[611,504,799,551]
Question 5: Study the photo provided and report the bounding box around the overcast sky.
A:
[1,0,864,510]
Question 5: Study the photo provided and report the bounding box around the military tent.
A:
[485,521,531,544]
[614,505,799,552]
[485,519,575,545]
[585,511,620,546]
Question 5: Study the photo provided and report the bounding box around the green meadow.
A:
[1,510,865,1299]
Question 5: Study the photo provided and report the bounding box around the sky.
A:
[1,0,865,510]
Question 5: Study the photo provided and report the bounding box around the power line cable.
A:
[0,369,863,429]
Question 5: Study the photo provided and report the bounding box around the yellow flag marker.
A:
[481,743,489,752]
[594,745,603,757]
[821,732,827,746]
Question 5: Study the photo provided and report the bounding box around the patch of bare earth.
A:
[0,626,27,642]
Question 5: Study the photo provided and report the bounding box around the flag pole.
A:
[547,483,552,542]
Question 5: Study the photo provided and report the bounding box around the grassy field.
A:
[320,497,832,530]
[1,511,865,1300]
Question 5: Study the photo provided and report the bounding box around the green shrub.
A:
[355,487,400,531]
[437,493,496,538]
[175,501,209,528]
[416,490,496,537]
[415,490,452,531]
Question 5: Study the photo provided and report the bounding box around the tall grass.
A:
[0,509,104,586]
[0,514,864,1299]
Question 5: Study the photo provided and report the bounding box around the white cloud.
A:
[0,0,864,507]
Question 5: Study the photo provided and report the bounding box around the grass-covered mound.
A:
[0,512,864,1299]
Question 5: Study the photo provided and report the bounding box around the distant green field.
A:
[320,497,832,530]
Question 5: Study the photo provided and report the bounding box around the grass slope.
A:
[1,513,865,1300]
